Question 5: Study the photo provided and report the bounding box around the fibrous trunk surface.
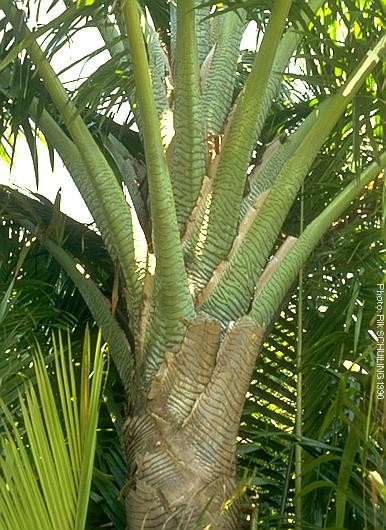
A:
[124,315,263,529]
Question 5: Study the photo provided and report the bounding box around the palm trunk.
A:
[124,316,263,529]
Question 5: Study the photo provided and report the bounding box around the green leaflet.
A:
[335,416,361,528]
[0,329,105,530]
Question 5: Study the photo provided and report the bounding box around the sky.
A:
[0,11,259,224]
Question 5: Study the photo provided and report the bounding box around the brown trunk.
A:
[124,315,263,529]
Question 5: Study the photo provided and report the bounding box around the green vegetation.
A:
[0,0,384,528]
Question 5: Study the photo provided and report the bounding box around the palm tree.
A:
[0,0,384,528]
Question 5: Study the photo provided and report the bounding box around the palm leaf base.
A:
[124,315,263,528]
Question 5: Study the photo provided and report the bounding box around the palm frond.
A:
[0,328,106,530]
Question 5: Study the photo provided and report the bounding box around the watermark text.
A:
[375,284,384,400]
